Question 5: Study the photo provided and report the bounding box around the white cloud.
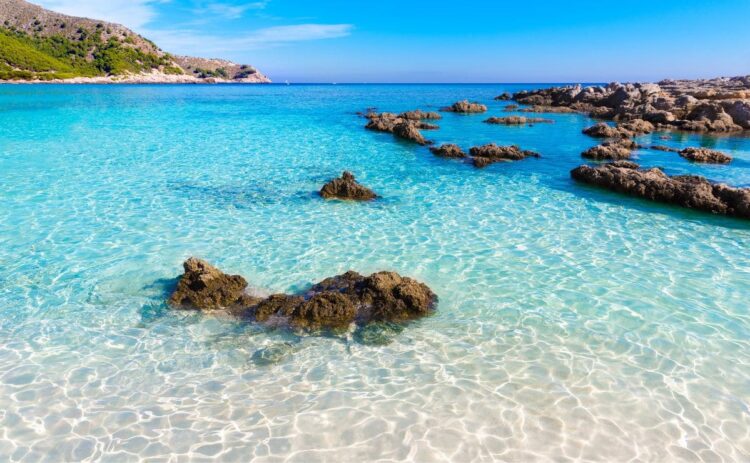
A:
[197,1,269,19]
[147,23,353,55]
[33,0,163,30]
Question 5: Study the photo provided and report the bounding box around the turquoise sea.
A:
[1,84,749,462]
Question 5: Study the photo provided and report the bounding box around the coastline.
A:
[0,70,272,85]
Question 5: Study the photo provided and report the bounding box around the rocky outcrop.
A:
[442,100,488,113]
[571,162,750,219]
[320,171,378,200]
[582,119,654,138]
[469,144,541,168]
[679,148,732,164]
[393,122,428,144]
[429,144,467,158]
[495,93,512,101]
[399,110,442,120]
[581,140,635,161]
[484,116,553,125]
[169,260,439,329]
[169,258,257,310]
[511,76,750,133]
[365,112,433,144]
[519,105,577,114]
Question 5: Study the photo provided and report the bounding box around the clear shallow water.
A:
[0,84,749,462]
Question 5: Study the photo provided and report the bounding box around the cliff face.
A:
[0,0,270,82]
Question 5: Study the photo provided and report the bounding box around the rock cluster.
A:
[442,100,488,113]
[582,120,654,138]
[365,112,435,145]
[399,110,442,120]
[571,162,750,218]
[429,144,467,158]
[469,144,541,168]
[679,147,733,164]
[320,171,378,200]
[512,76,750,132]
[169,259,438,329]
[484,116,553,125]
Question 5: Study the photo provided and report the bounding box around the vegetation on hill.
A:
[0,25,179,80]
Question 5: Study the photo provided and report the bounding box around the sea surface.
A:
[0,84,749,462]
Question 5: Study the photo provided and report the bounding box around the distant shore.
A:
[0,71,272,85]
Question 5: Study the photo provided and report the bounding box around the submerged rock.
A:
[442,100,488,113]
[320,171,378,200]
[581,140,634,161]
[571,162,750,218]
[469,144,541,168]
[650,145,680,152]
[168,260,439,330]
[168,257,254,310]
[484,116,553,125]
[679,147,733,164]
[504,104,520,111]
[429,144,467,158]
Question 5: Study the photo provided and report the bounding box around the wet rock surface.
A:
[679,147,733,164]
[320,171,378,200]
[442,100,488,113]
[469,144,541,168]
[484,116,553,125]
[571,162,750,218]
[581,140,635,161]
[429,144,467,158]
[169,258,256,311]
[169,260,438,330]
[512,76,750,133]
[399,110,442,120]
[364,112,433,144]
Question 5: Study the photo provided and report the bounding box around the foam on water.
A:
[0,84,749,462]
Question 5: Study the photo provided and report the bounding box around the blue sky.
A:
[34,0,750,83]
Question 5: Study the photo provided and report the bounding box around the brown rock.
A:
[290,292,357,328]
[583,122,631,138]
[399,110,442,120]
[619,119,655,134]
[252,294,304,322]
[571,162,750,218]
[581,140,634,161]
[393,122,428,144]
[442,100,488,113]
[469,144,541,168]
[494,92,512,101]
[320,171,378,200]
[679,148,732,164]
[169,258,249,310]
[484,116,553,125]
[429,144,467,158]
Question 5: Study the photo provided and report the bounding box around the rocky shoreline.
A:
[0,70,271,84]
[512,76,750,133]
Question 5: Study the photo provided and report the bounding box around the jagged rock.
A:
[484,116,553,125]
[169,258,252,310]
[399,110,442,120]
[619,119,655,134]
[365,112,401,132]
[169,263,439,329]
[583,122,631,138]
[320,171,378,201]
[495,92,512,101]
[469,144,541,168]
[571,162,750,218]
[511,76,750,133]
[442,100,488,113]
[650,145,680,152]
[581,140,634,161]
[416,122,440,130]
[429,144,467,158]
[679,148,732,164]
[393,122,428,144]
[722,100,750,128]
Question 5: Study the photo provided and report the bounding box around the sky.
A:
[33,0,750,83]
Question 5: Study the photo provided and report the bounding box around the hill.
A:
[0,0,270,83]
